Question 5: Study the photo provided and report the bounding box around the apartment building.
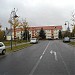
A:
[29,26,62,39]
[6,25,62,40]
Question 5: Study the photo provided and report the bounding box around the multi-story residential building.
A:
[5,28,23,40]
[5,25,62,40]
[29,26,62,39]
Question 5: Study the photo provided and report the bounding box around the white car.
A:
[63,37,70,42]
[0,42,6,55]
[30,38,38,44]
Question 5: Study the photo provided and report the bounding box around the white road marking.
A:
[50,50,53,54]
[50,50,58,61]
[54,52,58,61]
[43,50,45,55]
[29,59,40,75]
[29,41,50,75]
[40,56,43,59]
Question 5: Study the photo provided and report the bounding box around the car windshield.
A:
[31,38,36,40]
[64,37,69,39]
[0,43,3,47]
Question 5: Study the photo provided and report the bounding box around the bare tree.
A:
[71,10,75,36]
[0,25,4,41]
[19,18,30,41]
[8,17,20,39]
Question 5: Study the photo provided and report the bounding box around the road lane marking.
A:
[50,50,58,61]
[40,56,43,59]
[29,41,50,75]
[54,52,58,61]
[43,51,45,55]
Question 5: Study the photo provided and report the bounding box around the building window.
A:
[54,27,56,29]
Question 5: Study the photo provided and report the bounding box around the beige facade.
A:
[29,26,62,39]
[6,25,62,40]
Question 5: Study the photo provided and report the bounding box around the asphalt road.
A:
[0,40,75,75]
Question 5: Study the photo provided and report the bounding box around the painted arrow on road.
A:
[50,50,58,61]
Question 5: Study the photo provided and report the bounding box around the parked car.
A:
[0,42,6,55]
[63,37,70,42]
[30,38,38,44]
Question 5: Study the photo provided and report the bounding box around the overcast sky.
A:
[0,0,75,30]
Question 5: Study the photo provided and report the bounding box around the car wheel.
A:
[2,50,6,55]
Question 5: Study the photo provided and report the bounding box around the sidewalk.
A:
[6,42,30,48]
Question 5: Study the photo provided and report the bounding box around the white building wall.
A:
[54,30,59,39]
[29,31,32,38]
[45,30,51,39]
[6,36,11,40]
[16,32,21,39]
[36,30,40,37]
[11,31,21,40]
[6,28,60,40]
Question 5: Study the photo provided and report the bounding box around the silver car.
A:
[0,42,6,55]
[63,37,70,42]
[30,38,38,44]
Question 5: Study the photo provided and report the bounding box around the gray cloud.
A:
[0,0,74,30]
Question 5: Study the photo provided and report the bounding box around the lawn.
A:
[69,41,75,46]
[6,43,32,53]
[3,40,28,46]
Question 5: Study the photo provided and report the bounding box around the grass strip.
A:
[3,40,28,46]
[6,43,32,53]
[69,42,75,45]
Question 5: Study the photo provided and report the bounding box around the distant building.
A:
[29,26,62,39]
[5,25,62,40]
[5,28,23,40]
[5,29,12,40]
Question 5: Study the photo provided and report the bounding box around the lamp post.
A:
[9,13,13,50]
[12,8,18,41]
[65,21,70,32]
[9,8,18,49]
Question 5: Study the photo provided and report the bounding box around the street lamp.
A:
[9,8,18,50]
[12,8,18,41]
[9,13,13,50]
[65,21,70,32]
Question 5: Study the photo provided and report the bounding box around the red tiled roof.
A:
[12,25,62,32]
[29,26,62,31]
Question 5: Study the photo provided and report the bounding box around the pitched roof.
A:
[29,26,62,31]
[5,29,11,36]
